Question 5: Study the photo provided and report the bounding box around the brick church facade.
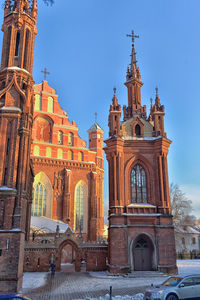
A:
[104,33,177,274]
[31,80,104,241]
[0,0,177,293]
[0,0,37,292]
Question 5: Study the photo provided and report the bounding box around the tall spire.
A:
[124,30,146,120]
[126,30,139,80]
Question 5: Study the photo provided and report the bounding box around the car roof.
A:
[169,274,200,278]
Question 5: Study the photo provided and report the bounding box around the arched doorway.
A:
[61,244,76,272]
[59,240,79,272]
[133,234,153,271]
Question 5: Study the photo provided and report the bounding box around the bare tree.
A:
[170,183,193,226]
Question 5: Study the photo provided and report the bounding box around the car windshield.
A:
[162,277,183,287]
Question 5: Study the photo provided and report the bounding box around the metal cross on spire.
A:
[126,30,139,44]
[113,87,117,94]
[95,112,97,122]
[41,67,50,81]
[155,86,159,95]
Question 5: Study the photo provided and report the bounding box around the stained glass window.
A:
[130,164,147,203]
[32,183,47,216]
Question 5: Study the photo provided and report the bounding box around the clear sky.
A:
[1,0,200,216]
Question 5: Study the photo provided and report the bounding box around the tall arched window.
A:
[46,147,52,158]
[23,29,30,70]
[78,151,83,161]
[15,31,20,57]
[5,26,11,67]
[130,164,147,203]
[47,97,54,113]
[68,150,73,160]
[74,182,87,233]
[135,124,141,136]
[57,148,63,159]
[33,145,40,156]
[34,94,41,111]
[32,182,47,216]
[57,131,63,145]
[68,132,74,146]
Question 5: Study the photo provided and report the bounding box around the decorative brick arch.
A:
[124,155,154,206]
[58,239,81,272]
[132,118,144,136]
[129,232,157,271]
[33,115,54,143]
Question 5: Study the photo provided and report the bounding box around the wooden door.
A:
[133,238,152,271]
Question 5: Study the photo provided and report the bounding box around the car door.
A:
[192,276,200,299]
[178,277,196,299]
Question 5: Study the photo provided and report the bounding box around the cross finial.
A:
[155,86,158,95]
[41,67,50,81]
[95,112,97,122]
[150,98,153,105]
[126,30,139,44]
[113,87,117,94]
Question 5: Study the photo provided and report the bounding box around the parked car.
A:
[0,295,31,300]
[143,274,200,300]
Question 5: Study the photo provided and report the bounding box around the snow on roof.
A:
[176,225,200,235]
[31,216,71,233]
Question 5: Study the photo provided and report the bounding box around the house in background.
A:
[175,225,200,259]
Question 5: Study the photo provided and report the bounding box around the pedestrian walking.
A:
[50,262,56,278]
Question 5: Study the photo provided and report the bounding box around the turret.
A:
[108,88,121,137]
[149,88,166,137]
[88,122,104,169]
[1,0,37,73]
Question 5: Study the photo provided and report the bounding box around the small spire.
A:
[31,0,37,19]
[150,97,153,106]
[155,86,158,95]
[4,0,11,8]
[112,87,118,107]
[155,87,160,108]
[126,30,139,79]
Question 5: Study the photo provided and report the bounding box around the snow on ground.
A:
[21,260,200,299]
[22,272,47,290]
[84,293,144,300]
[177,259,200,274]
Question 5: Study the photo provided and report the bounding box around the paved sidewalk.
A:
[22,266,166,300]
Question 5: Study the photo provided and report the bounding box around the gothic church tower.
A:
[104,32,177,274]
[0,0,37,292]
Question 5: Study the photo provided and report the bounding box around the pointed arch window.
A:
[57,148,63,159]
[57,131,63,145]
[33,145,40,156]
[68,150,73,160]
[32,183,47,216]
[23,29,30,70]
[74,182,87,233]
[34,94,41,111]
[135,124,141,136]
[78,151,83,162]
[68,132,74,146]
[46,147,52,158]
[47,97,54,113]
[15,31,20,57]
[130,164,147,203]
[5,26,12,67]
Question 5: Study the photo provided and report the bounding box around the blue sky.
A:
[1,0,200,216]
